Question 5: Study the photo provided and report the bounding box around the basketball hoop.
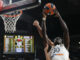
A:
[1,10,23,33]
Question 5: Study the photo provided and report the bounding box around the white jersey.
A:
[49,44,69,60]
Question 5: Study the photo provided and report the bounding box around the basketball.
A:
[43,3,56,15]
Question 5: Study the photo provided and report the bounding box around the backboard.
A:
[0,0,41,15]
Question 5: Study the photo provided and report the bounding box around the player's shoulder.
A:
[54,44,66,49]
[55,44,64,47]
[51,44,65,49]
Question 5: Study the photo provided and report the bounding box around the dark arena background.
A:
[0,0,80,60]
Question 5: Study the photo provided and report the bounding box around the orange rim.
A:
[3,10,23,17]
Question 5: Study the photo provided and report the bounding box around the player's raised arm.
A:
[55,10,70,50]
[33,19,54,46]
[42,13,54,46]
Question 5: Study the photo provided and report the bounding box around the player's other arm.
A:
[33,20,54,46]
[42,13,54,46]
[55,11,70,50]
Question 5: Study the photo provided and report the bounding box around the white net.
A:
[1,10,22,33]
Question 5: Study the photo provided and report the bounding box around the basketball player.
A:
[33,4,70,60]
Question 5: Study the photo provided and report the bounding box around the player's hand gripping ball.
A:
[43,3,56,15]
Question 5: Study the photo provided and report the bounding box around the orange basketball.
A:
[43,3,56,15]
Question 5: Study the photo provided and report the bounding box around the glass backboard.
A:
[0,0,41,15]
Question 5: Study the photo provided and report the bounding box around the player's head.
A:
[54,37,62,45]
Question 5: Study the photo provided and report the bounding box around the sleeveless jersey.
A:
[49,44,69,60]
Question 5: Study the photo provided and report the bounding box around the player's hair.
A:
[54,37,63,45]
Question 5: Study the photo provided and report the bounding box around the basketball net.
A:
[1,11,22,33]
[1,0,23,33]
